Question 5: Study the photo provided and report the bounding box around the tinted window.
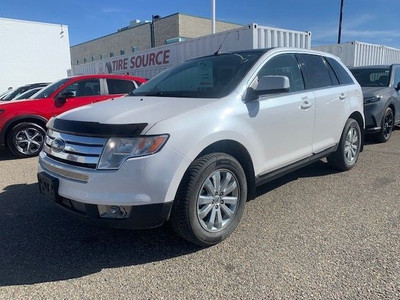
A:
[325,57,354,85]
[350,68,390,87]
[107,79,135,94]
[58,79,100,97]
[256,54,305,92]
[323,58,339,85]
[33,78,70,99]
[298,54,333,89]
[15,87,42,100]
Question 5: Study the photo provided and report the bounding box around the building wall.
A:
[71,13,242,66]
[0,17,71,91]
[70,23,151,65]
[178,14,241,40]
[153,14,180,47]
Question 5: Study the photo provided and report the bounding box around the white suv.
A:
[38,48,364,246]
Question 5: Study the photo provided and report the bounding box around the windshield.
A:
[1,87,26,101]
[350,68,390,87]
[132,52,264,98]
[0,90,12,100]
[15,87,42,100]
[32,78,70,99]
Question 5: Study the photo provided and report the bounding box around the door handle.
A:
[301,100,313,109]
[339,93,346,100]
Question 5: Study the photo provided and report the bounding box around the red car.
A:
[0,74,147,157]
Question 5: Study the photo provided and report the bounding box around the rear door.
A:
[298,54,351,153]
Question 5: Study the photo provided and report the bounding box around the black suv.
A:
[350,65,400,142]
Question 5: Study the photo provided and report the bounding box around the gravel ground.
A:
[0,130,399,299]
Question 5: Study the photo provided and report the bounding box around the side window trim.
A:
[100,78,108,95]
[294,54,307,91]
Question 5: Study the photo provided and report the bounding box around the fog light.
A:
[98,205,132,219]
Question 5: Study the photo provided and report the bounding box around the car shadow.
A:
[255,160,337,197]
[0,147,17,161]
[363,126,399,145]
[0,182,202,286]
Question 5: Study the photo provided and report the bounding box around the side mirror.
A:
[244,75,290,102]
[55,91,75,104]
[256,75,290,95]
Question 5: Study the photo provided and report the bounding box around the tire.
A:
[7,122,46,158]
[327,118,361,171]
[375,107,394,143]
[169,153,247,246]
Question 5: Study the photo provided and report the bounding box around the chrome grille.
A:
[43,129,107,169]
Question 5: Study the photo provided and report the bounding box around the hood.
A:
[0,97,39,107]
[361,87,391,98]
[57,96,216,127]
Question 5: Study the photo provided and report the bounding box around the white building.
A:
[0,17,71,92]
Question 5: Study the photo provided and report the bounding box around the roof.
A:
[69,74,147,83]
[349,65,394,69]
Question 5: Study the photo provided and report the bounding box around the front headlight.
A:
[364,96,381,104]
[98,135,169,170]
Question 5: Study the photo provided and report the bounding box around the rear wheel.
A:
[7,122,46,158]
[327,118,361,171]
[169,153,247,246]
[375,107,394,143]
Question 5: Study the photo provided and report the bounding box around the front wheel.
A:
[375,107,394,143]
[169,153,247,246]
[327,118,361,171]
[7,122,46,158]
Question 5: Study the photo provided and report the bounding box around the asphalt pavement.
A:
[0,130,399,299]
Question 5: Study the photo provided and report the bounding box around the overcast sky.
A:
[2,0,399,48]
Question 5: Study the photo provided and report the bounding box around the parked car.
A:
[0,89,11,98]
[38,48,364,246]
[14,87,45,100]
[350,65,400,142]
[1,82,49,101]
[0,89,13,100]
[0,74,147,157]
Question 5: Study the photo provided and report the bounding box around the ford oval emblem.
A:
[51,138,65,153]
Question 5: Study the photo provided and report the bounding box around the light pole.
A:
[211,0,216,34]
[337,0,344,44]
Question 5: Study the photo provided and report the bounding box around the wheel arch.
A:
[195,140,257,201]
[387,101,395,120]
[1,115,48,146]
[348,111,364,152]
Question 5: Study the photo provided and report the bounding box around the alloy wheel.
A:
[197,169,239,232]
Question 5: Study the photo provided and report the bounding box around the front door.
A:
[250,53,315,173]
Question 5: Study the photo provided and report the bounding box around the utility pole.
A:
[211,0,216,34]
[337,0,344,44]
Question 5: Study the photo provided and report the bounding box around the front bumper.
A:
[38,144,191,228]
[364,101,385,133]
[47,192,173,229]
